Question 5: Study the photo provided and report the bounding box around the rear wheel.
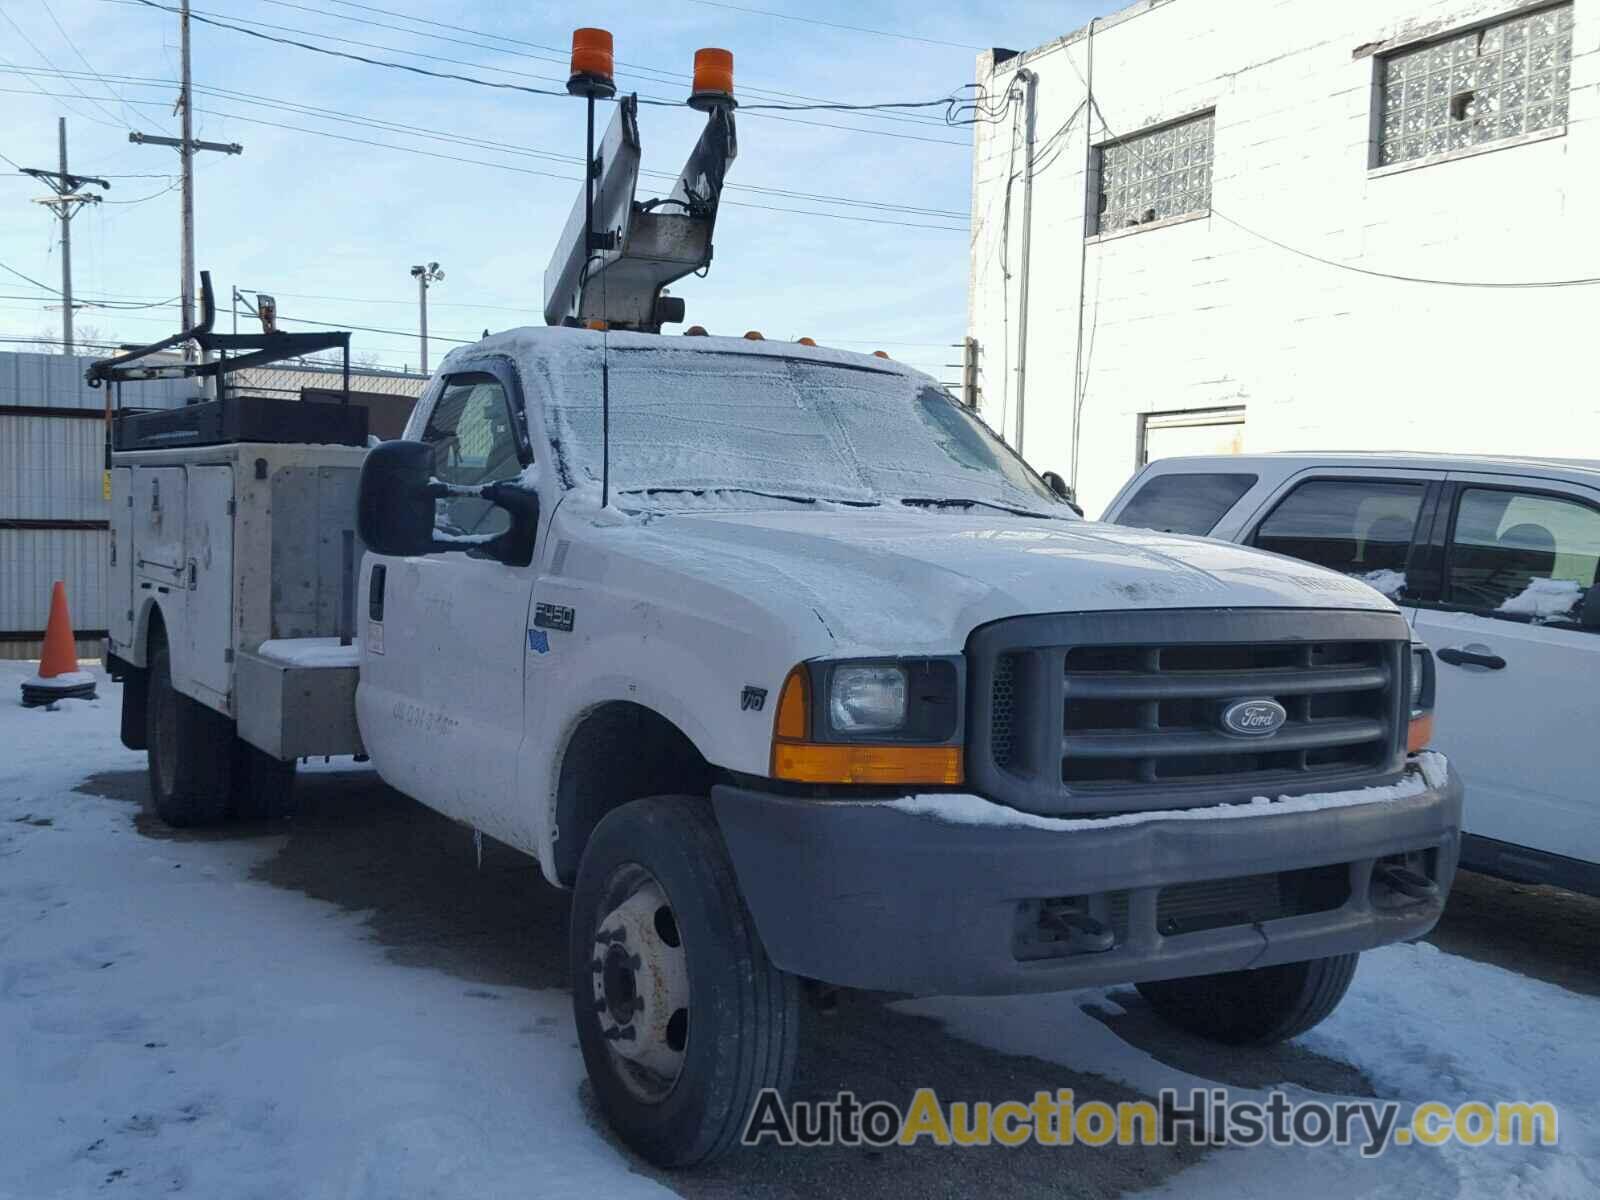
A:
[1136,953,1360,1045]
[570,795,799,1167]
[145,640,232,827]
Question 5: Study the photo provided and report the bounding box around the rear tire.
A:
[1136,953,1359,1045]
[570,795,799,1168]
[144,640,232,828]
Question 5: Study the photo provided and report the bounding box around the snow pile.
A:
[1498,578,1583,619]
[886,756,1445,832]
[1356,568,1407,600]
[22,668,97,688]
[0,663,674,1200]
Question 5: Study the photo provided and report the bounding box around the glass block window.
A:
[1379,3,1573,166]
[1096,111,1214,234]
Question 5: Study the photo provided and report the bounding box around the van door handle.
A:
[1437,647,1506,670]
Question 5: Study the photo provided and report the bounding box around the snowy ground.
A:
[2,662,1595,1199]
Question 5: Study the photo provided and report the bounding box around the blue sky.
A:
[0,0,1097,380]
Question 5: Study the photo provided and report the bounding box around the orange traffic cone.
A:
[20,580,97,707]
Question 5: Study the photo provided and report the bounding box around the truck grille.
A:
[970,609,1410,816]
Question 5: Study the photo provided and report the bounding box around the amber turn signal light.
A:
[1407,713,1434,754]
[770,666,964,785]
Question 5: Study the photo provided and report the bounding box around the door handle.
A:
[1437,647,1506,670]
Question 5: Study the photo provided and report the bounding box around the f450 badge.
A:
[534,602,575,633]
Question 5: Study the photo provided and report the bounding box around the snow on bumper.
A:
[711,756,1462,997]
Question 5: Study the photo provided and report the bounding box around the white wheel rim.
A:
[591,865,690,1103]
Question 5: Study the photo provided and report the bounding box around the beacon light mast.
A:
[543,31,739,332]
[544,29,739,507]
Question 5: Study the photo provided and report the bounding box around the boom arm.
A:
[543,96,737,332]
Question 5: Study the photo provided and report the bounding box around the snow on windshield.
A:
[536,345,1058,512]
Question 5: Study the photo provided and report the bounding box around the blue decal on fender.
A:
[528,629,550,654]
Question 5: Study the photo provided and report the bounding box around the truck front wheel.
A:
[145,641,232,827]
[570,796,799,1167]
[1136,952,1359,1045]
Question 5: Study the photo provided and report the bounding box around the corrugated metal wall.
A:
[0,351,189,661]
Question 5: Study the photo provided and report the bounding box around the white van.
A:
[1105,452,1599,896]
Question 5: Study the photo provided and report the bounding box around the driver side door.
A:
[358,363,538,845]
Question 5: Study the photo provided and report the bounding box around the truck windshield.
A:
[539,346,1063,514]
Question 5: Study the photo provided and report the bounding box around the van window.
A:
[1446,488,1600,621]
[1253,480,1425,598]
[1112,473,1257,535]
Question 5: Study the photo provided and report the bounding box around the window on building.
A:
[1378,4,1573,167]
[1253,480,1427,595]
[1113,473,1258,536]
[422,373,524,538]
[1445,487,1600,620]
[1095,111,1214,234]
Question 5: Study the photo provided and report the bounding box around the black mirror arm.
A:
[460,481,540,567]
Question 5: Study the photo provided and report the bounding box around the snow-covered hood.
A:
[599,507,1396,655]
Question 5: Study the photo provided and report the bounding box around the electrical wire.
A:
[0,260,64,294]
[111,0,974,146]
[0,9,127,129]
[680,0,985,51]
[257,0,957,130]
[39,0,141,129]
[0,78,971,232]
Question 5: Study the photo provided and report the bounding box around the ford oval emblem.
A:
[1220,698,1287,738]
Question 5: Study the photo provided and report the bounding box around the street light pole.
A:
[409,261,444,374]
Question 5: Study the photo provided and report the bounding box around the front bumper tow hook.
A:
[1374,863,1438,901]
[1042,909,1115,954]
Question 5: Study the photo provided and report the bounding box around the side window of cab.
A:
[421,372,526,540]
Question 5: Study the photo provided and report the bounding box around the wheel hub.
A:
[591,868,690,1102]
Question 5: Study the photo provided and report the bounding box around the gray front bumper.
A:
[712,764,1462,997]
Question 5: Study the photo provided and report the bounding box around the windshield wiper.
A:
[620,486,879,508]
[901,496,1052,520]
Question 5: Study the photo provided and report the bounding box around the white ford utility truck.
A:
[97,83,1458,1168]
[103,328,1461,1165]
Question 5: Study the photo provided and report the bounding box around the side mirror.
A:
[1581,584,1600,630]
[357,439,541,566]
[358,440,436,556]
[1040,470,1084,516]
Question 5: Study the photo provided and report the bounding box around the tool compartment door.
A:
[132,467,187,590]
[109,467,135,652]
[183,465,235,708]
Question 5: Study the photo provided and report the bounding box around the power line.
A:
[0,8,127,129]
[0,260,63,294]
[681,0,985,51]
[0,80,970,232]
[261,0,956,130]
[106,0,972,147]
[39,0,140,128]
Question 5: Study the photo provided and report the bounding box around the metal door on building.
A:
[1137,406,1245,467]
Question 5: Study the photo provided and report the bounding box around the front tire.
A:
[1136,953,1359,1045]
[570,796,799,1168]
[145,640,231,827]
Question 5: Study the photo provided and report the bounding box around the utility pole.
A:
[19,118,108,355]
[410,262,444,374]
[129,0,242,358]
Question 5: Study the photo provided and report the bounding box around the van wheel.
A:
[570,796,799,1167]
[1136,953,1360,1045]
[145,640,231,827]
[231,739,296,821]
